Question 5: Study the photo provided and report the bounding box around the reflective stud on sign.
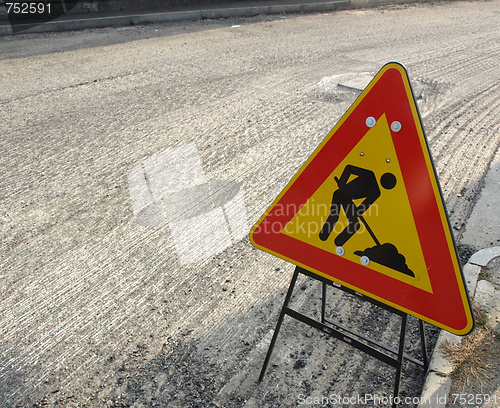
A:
[366,117,376,128]
[336,246,345,256]
[360,256,370,266]
[391,121,402,132]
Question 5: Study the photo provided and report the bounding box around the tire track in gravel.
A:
[422,44,500,84]
[0,65,335,405]
[425,83,500,238]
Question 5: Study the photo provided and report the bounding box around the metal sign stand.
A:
[259,266,429,408]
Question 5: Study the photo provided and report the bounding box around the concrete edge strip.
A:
[468,246,500,267]
[418,247,500,407]
[1,0,435,35]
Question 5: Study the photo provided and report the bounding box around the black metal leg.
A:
[259,267,427,402]
[393,314,408,408]
[259,267,300,382]
[321,282,327,323]
[419,319,429,370]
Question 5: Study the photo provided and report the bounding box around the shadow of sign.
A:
[6,1,80,33]
[128,143,248,264]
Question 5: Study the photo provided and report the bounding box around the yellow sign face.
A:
[282,114,432,292]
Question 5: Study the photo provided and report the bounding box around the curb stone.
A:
[418,247,500,407]
[419,373,452,408]
[469,247,500,267]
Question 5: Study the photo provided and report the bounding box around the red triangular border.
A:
[250,63,474,335]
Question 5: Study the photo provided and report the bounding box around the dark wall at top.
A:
[61,0,244,14]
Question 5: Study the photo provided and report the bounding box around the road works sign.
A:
[250,62,474,335]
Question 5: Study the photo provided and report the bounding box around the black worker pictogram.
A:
[319,164,414,277]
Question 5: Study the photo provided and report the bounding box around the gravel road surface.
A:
[1,1,499,406]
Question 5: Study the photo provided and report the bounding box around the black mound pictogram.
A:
[354,243,415,277]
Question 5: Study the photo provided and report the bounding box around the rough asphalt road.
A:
[1,1,499,406]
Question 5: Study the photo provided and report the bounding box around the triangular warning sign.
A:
[250,62,474,335]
